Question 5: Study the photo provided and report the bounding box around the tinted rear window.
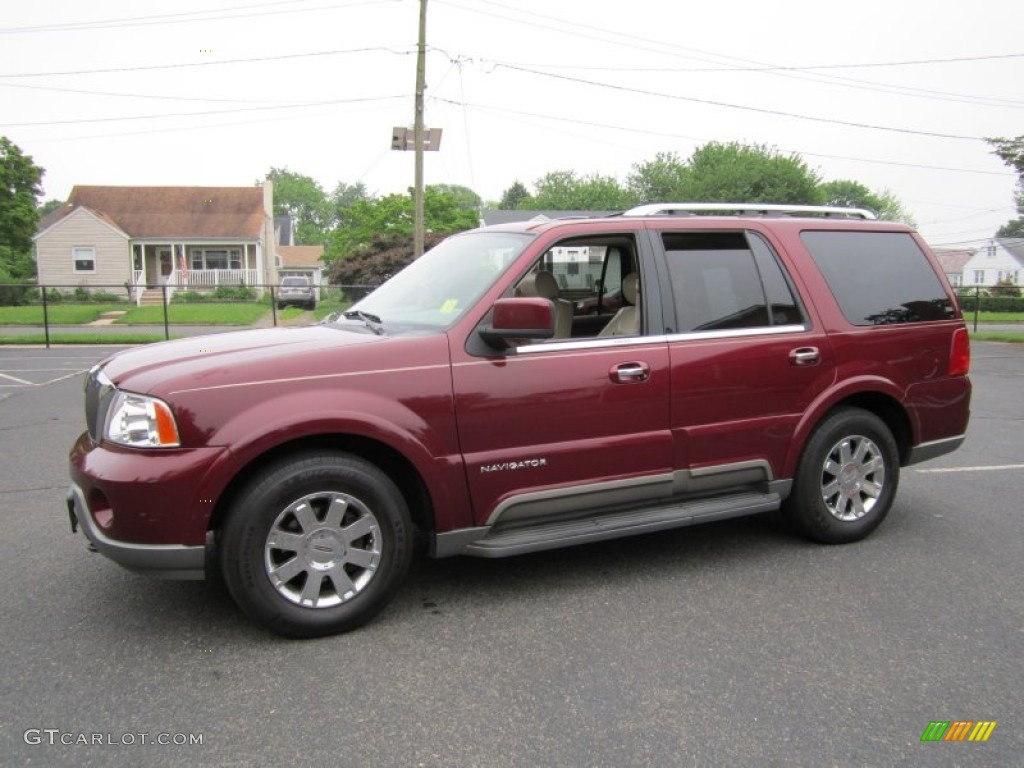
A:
[801,231,954,325]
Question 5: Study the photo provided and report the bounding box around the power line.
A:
[434,97,1010,176]
[0,95,406,128]
[0,0,399,34]
[0,80,287,105]
[0,47,414,79]
[438,1,1023,111]
[495,63,984,141]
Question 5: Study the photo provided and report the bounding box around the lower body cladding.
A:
[67,484,205,579]
[433,462,791,558]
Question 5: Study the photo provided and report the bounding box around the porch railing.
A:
[173,269,259,288]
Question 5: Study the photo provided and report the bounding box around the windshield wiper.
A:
[342,310,385,335]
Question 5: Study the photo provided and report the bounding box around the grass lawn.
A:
[313,296,350,322]
[967,311,1024,324]
[0,304,124,325]
[0,333,175,345]
[971,330,1024,344]
[115,303,269,325]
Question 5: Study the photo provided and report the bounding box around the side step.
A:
[462,491,780,558]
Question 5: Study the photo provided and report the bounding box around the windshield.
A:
[345,230,532,330]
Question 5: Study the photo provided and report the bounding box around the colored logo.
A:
[921,721,997,742]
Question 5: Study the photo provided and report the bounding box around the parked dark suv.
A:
[67,204,971,637]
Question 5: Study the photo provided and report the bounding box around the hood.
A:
[100,325,407,397]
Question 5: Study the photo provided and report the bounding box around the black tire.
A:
[784,407,899,544]
[221,452,413,637]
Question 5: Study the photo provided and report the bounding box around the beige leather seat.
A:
[598,273,640,336]
[516,270,573,339]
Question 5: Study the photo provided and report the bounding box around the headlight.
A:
[104,391,181,448]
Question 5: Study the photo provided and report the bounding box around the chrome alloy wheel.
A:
[820,435,887,522]
[263,491,382,608]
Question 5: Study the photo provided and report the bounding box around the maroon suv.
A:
[67,204,971,637]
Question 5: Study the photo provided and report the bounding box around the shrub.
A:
[47,288,64,304]
[176,291,209,303]
[956,293,1024,312]
[90,291,124,303]
[212,285,256,301]
[73,284,91,302]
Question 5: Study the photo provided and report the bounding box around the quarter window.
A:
[662,231,802,332]
[73,246,95,272]
[802,231,954,325]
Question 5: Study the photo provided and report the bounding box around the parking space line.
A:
[915,464,1024,473]
[0,372,33,385]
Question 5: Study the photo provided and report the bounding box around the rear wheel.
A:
[785,408,899,544]
[221,452,413,637]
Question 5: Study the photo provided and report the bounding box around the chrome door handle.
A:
[611,362,650,383]
[789,347,820,366]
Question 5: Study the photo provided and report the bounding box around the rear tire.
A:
[221,452,413,637]
[785,408,899,544]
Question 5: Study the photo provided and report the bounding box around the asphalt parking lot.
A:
[1,342,1021,767]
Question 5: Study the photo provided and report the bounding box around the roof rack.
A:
[622,203,877,220]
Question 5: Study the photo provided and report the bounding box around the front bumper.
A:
[67,483,205,580]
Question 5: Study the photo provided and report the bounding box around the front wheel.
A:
[221,452,413,637]
[784,408,899,544]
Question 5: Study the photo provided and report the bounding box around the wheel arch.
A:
[208,434,435,541]
[786,383,913,477]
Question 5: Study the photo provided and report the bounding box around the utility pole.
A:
[391,0,440,256]
[413,0,428,259]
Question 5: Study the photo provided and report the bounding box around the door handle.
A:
[789,347,820,366]
[610,362,650,383]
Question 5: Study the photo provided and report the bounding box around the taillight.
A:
[949,328,970,376]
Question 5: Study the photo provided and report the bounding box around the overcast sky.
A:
[2,0,1021,247]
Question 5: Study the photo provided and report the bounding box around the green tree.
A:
[38,198,64,218]
[428,184,481,212]
[521,170,636,210]
[986,135,1024,238]
[326,187,478,260]
[498,180,532,209]
[683,142,823,204]
[820,179,915,224]
[1,136,45,285]
[264,167,331,245]
[330,181,370,225]
[628,152,690,203]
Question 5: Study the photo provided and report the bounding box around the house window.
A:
[998,270,1017,285]
[974,270,985,285]
[949,273,962,287]
[73,246,96,272]
[192,248,242,270]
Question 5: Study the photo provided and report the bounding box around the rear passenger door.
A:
[653,229,836,483]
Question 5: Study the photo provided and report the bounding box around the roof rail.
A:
[623,203,877,220]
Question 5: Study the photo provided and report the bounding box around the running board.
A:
[461,491,780,558]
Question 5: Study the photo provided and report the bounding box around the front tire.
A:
[785,408,899,544]
[221,452,413,637]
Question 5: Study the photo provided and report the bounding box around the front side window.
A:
[662,231,801,332]
[802,231,954,325]
[73,246,95,272]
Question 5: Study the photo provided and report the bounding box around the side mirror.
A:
[479,297,554,349]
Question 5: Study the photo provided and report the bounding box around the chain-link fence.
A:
[0,282,379,348]
[955,286,1024,332]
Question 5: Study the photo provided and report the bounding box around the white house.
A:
[959,238,1024,288]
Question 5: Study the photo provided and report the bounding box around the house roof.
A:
[42,185,266,239]
[997,238,1024,265]
[933,248,975,275]
[278,245,324,267]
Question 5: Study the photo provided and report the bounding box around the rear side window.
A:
[801,231,954,325]
[662,231,802,332]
